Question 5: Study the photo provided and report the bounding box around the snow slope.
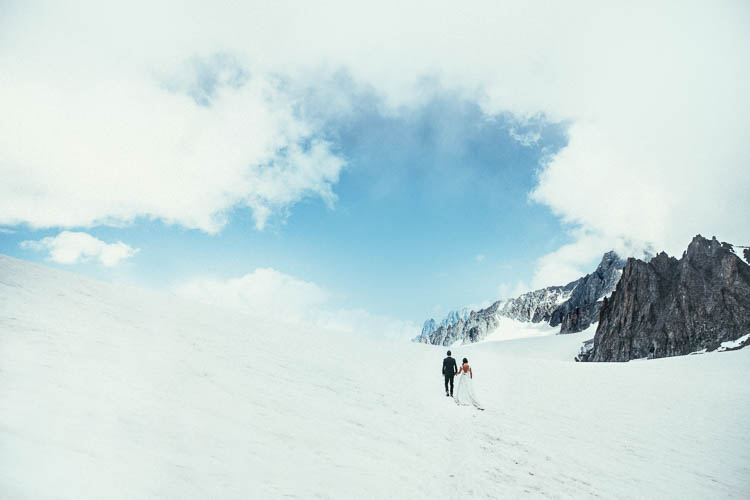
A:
[1,254,749,499]
[482,316,560,343]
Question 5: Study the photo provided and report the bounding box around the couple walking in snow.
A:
[442,350,484,410]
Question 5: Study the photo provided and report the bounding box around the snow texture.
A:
[717,333,750,352]
[1,254,749,499]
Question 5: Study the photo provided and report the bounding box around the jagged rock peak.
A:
[550,251,626,333]
[420,308,471,336]
[580,235,750,362]
[599,250,624,267]
[421,318,437,336]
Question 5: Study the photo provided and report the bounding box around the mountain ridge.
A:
[414,251,626,345]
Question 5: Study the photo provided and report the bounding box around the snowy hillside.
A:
[1,254,749,499]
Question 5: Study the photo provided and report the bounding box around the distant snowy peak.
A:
[420,308,471,336]
[420,318,437,336]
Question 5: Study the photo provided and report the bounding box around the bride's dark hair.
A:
[462,358,468,363]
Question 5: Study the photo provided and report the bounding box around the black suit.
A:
[442,356,457,395]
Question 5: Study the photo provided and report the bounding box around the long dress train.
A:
[453,372,484,410]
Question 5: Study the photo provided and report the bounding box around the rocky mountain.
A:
[420,308,471,337]
[550,251,626,333]
[414,251,626,346]
[499,285,575,323]
[578,235,750,362]
[417,301,504,346]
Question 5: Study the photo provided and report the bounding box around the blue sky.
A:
[0,90,571,322]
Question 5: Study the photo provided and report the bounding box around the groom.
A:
[442,350,457,397]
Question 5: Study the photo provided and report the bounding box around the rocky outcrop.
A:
[580,235,750,362]
[550,251,626,333]
[420,308,470,337]
[421,318,437,337]
[414,251,627,346]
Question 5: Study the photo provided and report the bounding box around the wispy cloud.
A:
[0,49,345,233]
[20,231,139,267]
[498,281,531,300]
[474,254,485,263]
[174,269,418,340]
[173,268,329,319]
[528,230,654,289]
[508,127,541,147]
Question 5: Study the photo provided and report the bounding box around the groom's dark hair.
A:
[447,350,451,356]
[463,358,468,363]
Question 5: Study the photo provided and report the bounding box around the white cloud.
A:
[1,1,747,260]
[474,254,485,263]
[465,300,492,312]
[173,269,418,340]
[523,5,750,264]
[172,268,329,320]
[528,230,654,289]
[20,231,139,267]
[508,127,541,147]
[498,281,531,301]
[0,228,16,234]
[0,10,347,233]
[0,64,344,232]
[314,308,419,341]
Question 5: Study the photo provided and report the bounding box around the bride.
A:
[453,358,484,410]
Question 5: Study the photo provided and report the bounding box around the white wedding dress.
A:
[453,371,484,410]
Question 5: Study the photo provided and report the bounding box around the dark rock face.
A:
[550,251,626,334]
[581,235,750,362]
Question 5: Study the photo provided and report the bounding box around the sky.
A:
[1,1,749,337]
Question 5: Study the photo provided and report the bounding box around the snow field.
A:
[1,255,748,499]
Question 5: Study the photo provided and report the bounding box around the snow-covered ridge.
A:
[421,307,471,336]
[498,286,573,323]
[415,251,626,346]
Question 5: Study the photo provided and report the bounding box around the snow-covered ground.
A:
[1,254,748,499]
[482,316,561,343]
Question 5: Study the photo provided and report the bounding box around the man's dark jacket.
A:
[442,356,457,376]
